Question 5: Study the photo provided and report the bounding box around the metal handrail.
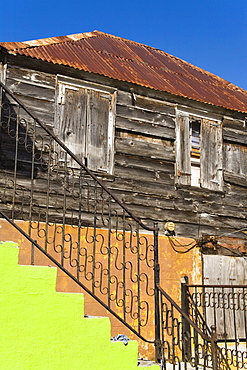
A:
[0,80,158,343]
[157,284,232,370]
[187,283,247,369]
[157,284,211,342]
[188,284,247,288]
[186,287,212,335]
[0,210,154,344]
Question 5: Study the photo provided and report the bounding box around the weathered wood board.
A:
[0,63,246,240]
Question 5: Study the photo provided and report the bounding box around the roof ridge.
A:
[1,31,247,111]
[73,41,247,94]
[2,30,245,92]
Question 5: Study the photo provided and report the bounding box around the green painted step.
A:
[0,241,159,370]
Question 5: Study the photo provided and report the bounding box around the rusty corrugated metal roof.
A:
[1,31,247,113]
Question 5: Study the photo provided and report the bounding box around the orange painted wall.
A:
[0,218,202,360]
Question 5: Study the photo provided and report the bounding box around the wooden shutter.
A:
[56,85,87,165]
[223,143,247,187]
[200,119,223,191]
[203,255,247,339]
[176,114,191,185]
[87,90,114,173]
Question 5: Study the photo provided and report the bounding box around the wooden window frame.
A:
[55,75,116,175]
[190,120,201,187]
[176,110,223,191]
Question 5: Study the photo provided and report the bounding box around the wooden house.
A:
[0,31,247,365]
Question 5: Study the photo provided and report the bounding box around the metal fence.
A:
[187,283,247,369]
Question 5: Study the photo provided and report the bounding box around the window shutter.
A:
[87,90,114,173]
[200,119,223,191]
[176,114,191,185]
[224,143,247,176]
[55,79,115,173]
[56,85,87,165]
[204,255,247,339]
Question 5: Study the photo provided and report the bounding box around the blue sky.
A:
[1,0,247,90]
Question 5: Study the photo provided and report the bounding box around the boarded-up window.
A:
[55,79,115,174]
[223,143,247,187]
[176,113,223,190]
[203,255,247,340]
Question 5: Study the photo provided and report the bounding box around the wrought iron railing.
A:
[181,277,212,338]
[157,284,231,370]
[0,81,157,344]
[187,283,247,369]
[0,81,235,368]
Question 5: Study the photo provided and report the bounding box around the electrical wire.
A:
[198,212,247,239]
[217,227,247,239]
[168,235,197,248]
[216,242,244,257]
[167,235,198,253]
[166,209,246,254]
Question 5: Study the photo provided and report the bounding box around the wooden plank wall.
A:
[1,65,247,239]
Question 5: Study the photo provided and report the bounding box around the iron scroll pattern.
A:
[0,85,156,341]
[158,285,231,370]
[187,285,247,369]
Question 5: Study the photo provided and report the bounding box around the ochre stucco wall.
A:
[0,241,160,370]
[0,219,202,360]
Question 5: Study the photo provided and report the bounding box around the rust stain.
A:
[1,31,247,113]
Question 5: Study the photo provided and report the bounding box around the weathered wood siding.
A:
[113,89,247,238]
[5,66,56,126]
[1,64,247,239]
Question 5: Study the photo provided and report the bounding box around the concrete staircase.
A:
[0,241,159,370]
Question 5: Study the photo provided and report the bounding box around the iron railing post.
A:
[211,325,218,370]
[154,223,162,362]
[181,276,191,362]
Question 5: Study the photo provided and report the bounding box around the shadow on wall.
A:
[0,95,47,178]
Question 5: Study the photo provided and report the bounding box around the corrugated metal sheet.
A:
[1,31,247,113]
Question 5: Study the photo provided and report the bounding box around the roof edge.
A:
[1,30,246,93]
[0,31,97,51]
